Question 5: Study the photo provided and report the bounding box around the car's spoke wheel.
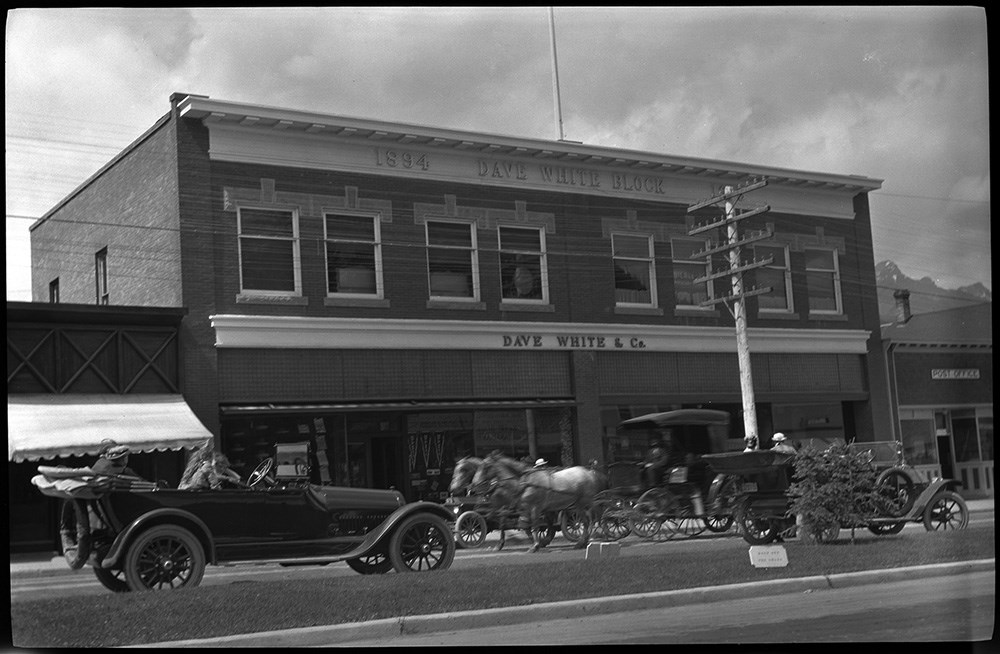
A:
[389,514,456,572]
[346,550,392,574]
[93,566,130,592]
[868,521,906,536]
[874,468,916,517]
[705,475,738,533]
[455,510,488,549]
[124,525,205,591]
[922,490,969,532]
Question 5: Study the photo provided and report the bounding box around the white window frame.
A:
[95,248,109,305]
[805,247,843,315]
[237,206,302,297]
[425,218,480,301]
[323,211,384,298]
[498,225,549,304]
[671,237,713,310]
[754,243,794,313]
[612,232,657,308]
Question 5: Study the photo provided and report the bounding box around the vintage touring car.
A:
[32,457,456,592]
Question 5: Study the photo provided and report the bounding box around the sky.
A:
[5,6,990,301]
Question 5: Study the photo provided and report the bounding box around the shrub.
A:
[787,442,882,543]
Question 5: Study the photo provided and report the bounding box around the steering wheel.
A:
[247,457,274,488]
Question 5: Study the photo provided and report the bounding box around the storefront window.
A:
[951,410,981,462]
[900,418,937,465]
[978,416,994,461]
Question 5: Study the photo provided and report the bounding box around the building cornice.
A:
[209,314,872,355]
[177,95,882,196]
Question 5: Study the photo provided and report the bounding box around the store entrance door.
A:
[371,436,405,496]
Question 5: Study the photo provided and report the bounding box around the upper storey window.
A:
[94,248,109,305]
[325,213,382,297]
[426,220,479,300]
[499,225,547,303]
[754,243,793,313]
[613,233,656,306]
[237,207,301,295]
[805,247,842,314]
[671,237,712,309]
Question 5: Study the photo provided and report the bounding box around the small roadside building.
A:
[881,292,993,497]
[7,301,212,552]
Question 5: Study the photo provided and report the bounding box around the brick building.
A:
[30,93,891,503]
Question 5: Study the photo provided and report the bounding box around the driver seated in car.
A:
[179,443,242,489]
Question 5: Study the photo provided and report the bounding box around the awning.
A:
[220,398,577,416]
[8,394,213,462]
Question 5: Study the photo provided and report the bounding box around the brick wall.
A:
[30,118,183,307]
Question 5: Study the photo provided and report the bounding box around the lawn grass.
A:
[11,524,994,648]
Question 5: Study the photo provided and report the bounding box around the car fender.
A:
[349,501,455,557]
[99,507,216,569]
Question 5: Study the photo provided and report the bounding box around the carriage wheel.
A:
[705,475,739,533]
[629,488,672,540]
[559,508,590,544]
[454,511,488,549]
[922,490,969,532]
[596,498,632,541]
[662,501,707,539]
[528,514,557,548]
[735,498,778,545]
[874,468,916,517]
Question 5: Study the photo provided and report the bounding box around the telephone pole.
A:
[687,178,772,451]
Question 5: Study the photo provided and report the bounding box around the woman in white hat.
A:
[770,432,796,454]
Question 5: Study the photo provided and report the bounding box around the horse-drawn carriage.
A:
[593,409,741,542]
[703,439,970,545]
[447,455,602,552]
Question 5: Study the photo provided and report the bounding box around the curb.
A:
[130,558,995,647]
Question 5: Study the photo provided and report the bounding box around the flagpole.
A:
[548,6,565,141]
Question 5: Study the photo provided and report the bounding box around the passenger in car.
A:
[91,440,143,478]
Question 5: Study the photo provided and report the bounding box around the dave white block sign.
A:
[748,545,789,568]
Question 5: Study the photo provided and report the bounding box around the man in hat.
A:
[642,433,671,491]
[91,439,142,478]
[770,432,796,454]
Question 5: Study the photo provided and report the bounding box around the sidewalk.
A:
[11,498,993,577]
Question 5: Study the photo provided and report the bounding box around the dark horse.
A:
[472,453,602,553]
[448,456,522,550]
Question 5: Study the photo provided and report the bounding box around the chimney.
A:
[893,289,912,324]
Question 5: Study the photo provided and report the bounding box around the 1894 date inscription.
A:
[374,148,430,171]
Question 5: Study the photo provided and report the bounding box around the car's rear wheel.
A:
[346,550,392,574]
[388,513,455,572]
[93,566,130,592]
[123,525,205,591]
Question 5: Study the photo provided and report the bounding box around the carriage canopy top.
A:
[618,409,731,430]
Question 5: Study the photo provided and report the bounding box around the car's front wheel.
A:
[123,525,206,591]
[388,513,455,573]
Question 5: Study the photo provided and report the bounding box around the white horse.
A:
[472,453,603,553]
